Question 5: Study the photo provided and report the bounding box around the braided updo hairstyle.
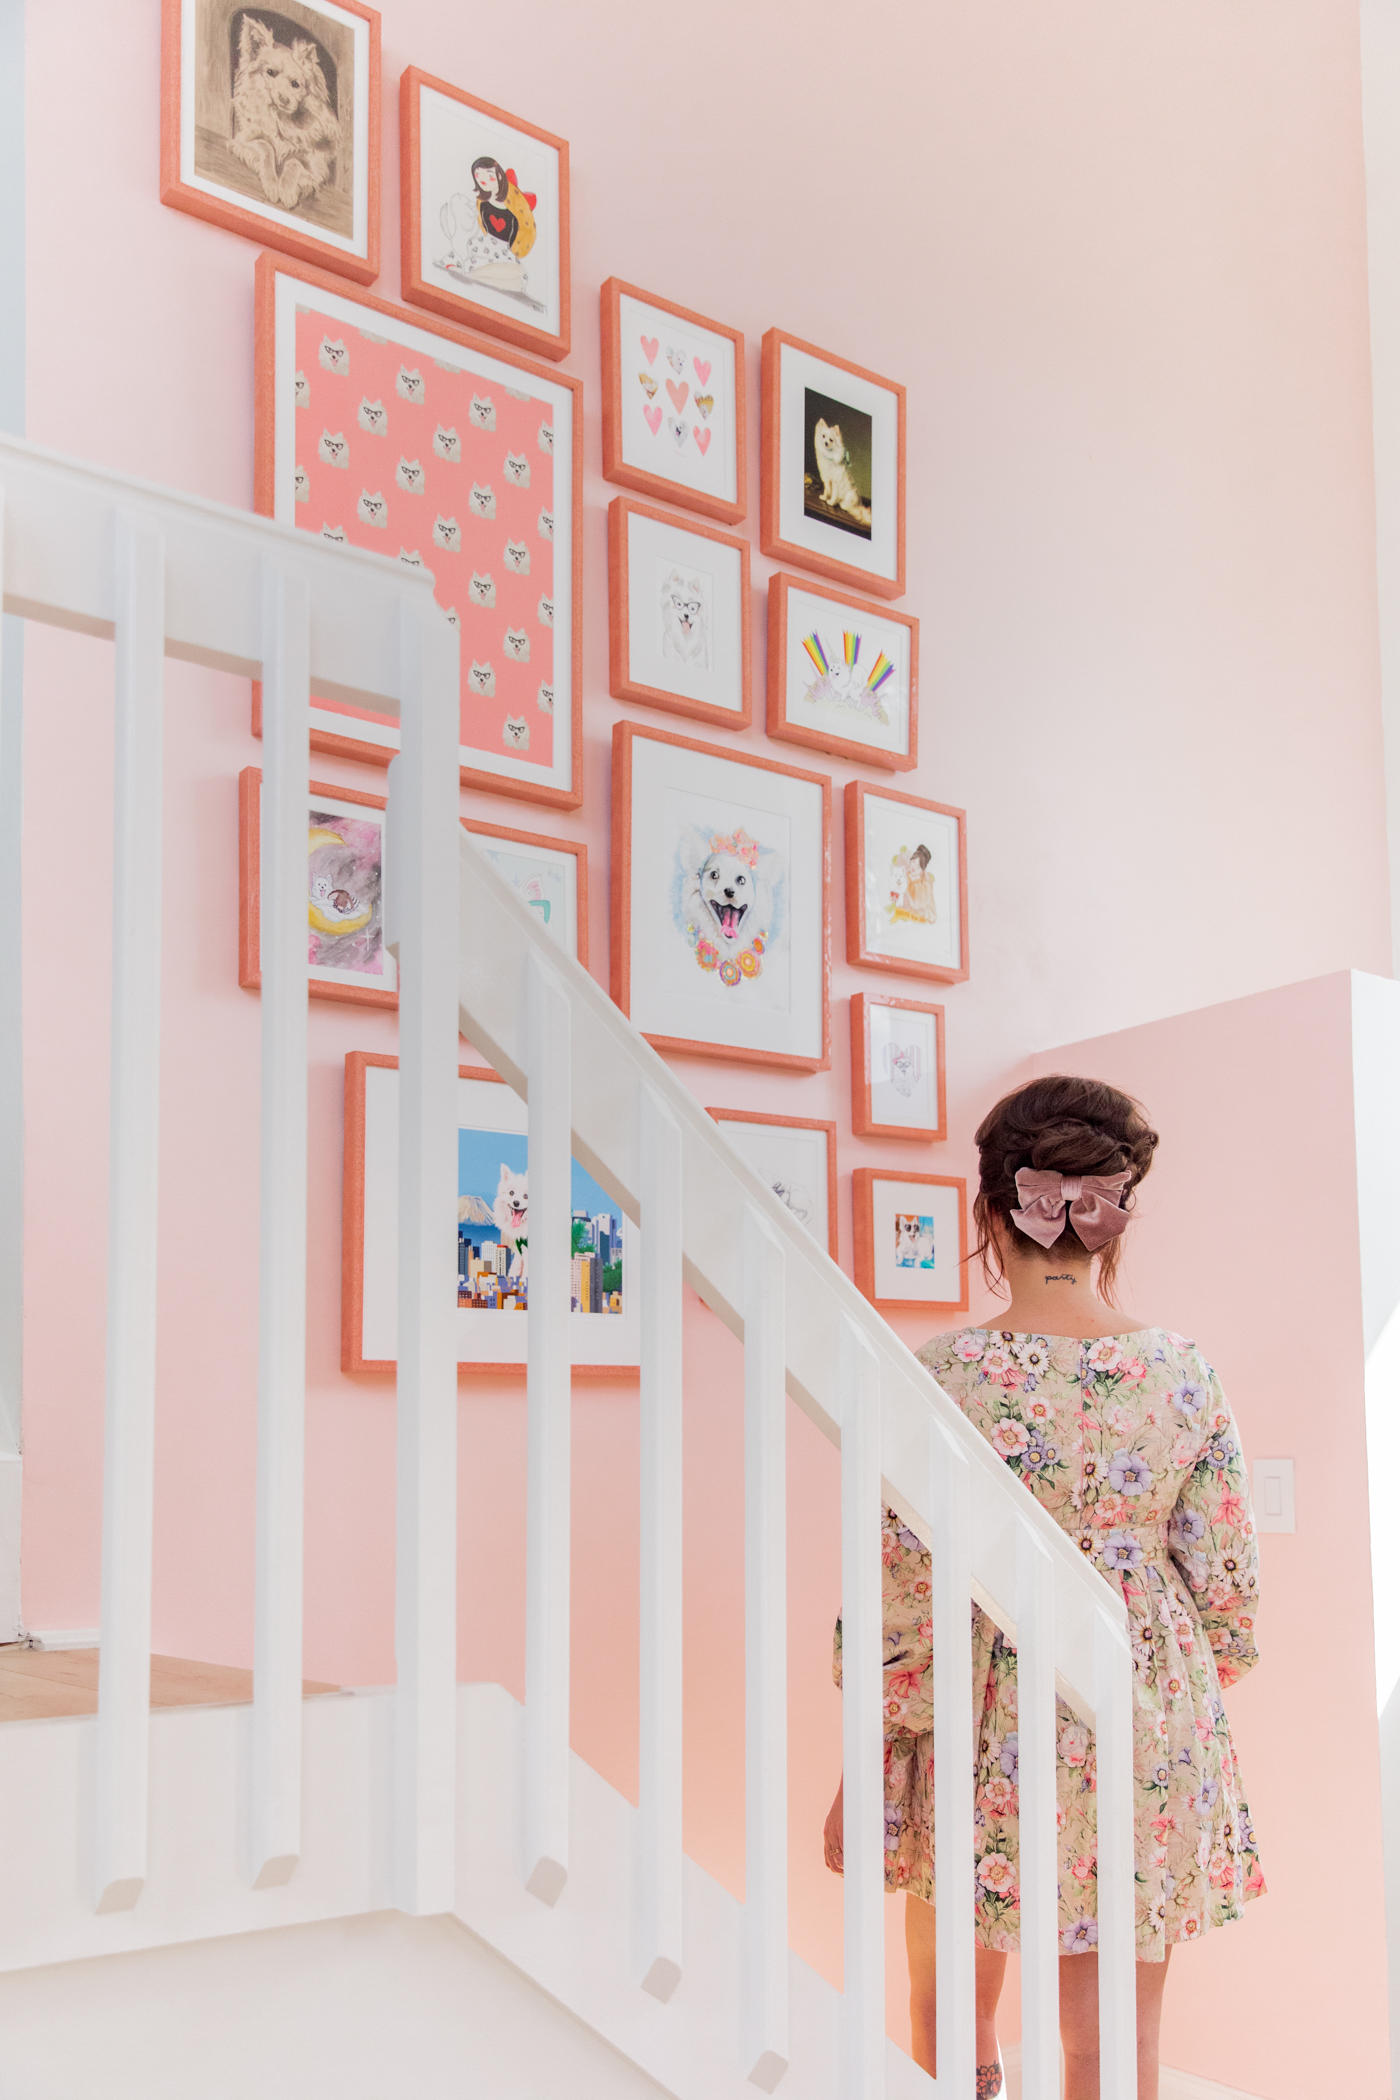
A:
[972,1075,1159,1304]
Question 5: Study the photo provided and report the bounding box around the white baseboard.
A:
[26,1629,99,1651]
[1001,2044,1260,2100]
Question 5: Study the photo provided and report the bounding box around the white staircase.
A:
[0,432,1141,2098]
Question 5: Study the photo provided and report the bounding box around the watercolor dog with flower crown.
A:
[673,822,783,987]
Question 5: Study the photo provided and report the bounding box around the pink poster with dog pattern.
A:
[293,305,557,768]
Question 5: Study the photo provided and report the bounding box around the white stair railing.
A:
[0,432,460,1918]
[454,829,1141,2100]
[0,430,1139,2098]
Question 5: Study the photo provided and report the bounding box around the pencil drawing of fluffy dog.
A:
[230,17,339,214]
[660,569,708,670]
[812,419,871,525]
[677,824,778,966]
[492,1166,529,1282]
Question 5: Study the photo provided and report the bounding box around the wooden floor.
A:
[0,1647,338,1722]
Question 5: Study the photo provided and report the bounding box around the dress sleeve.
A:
[1166,1367,1260,1688]
[833,1508,936,1738]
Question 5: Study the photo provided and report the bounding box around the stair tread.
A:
[0,1647,339,1722]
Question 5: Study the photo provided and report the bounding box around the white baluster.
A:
[249,557,310,1890]
[744,1204,787,2091]
[524,950,571,1904]
[1095,1610,1138,2099]
[930,1419,976,2099]
[638,1086,683,1999]
[840,1314,882,2100]
[391,599,462,1916]
[1016,1522,1060,2098]
[92,515,165,1913]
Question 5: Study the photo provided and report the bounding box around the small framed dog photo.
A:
[707,1109,838,1260]
[462,819,588,967]
[254,253,582,808]
[760,329,905,600]
[612,722,831,1072]
[160,0,380,281]
[767,573,918,772]
[238,767,395,1007]
[399,68,570,363]
[343,1052,640,1375]
[850,994,945,1142]
[600,280,746,526]
[846,780,968,985]
[607,499,752,732]
[853,1169,968,1314]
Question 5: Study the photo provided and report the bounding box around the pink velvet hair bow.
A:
[1010,1169,1132,1251]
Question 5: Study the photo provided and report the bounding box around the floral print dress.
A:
[833,1328,1265,1959]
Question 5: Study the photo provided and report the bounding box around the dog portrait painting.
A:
[802,387,873,541]
[672,821,784,991]
[658,563,711,673]
[190,1,356,237]
[893,1212,936,1270]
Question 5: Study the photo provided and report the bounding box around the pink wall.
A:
[1032,974,1390,2098]
[13,1,1395,2090]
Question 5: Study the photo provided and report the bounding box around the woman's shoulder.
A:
[917,1324,1219,1383]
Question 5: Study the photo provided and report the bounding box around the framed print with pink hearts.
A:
[601,279,746,526]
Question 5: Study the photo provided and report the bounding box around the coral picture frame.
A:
[254,252,583,808]
[845,779,968,984]
[760,328,906,600]
[238,767,396,1007]
[611,721,832,1072]
[767,571,918,772]
[600,279,746,525]
[399,67,570,362]
[853,1168,968,1313]
[607,497,752,732]
[707,1108,839,1260]
[160,0,381,281]
[849,993,946,1142]
[462,818,588,967]
[343,1052,640,1375]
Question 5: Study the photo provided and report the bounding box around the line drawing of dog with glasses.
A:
[230,12,340,214]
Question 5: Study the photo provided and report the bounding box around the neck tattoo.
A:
[1043,1273,1076,1284]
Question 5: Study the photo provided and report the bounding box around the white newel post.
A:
[744,1204,788,2092]
[524,949,572,1905]
[390,599,462,1916]
[1095,1610,1139,2099]
[839,1314,883,2100]
[1017,1522,1060,2099]
[930,1417,976,2099]
[638,1086,684,1998]
[250,558,311,1890]
[92,515,166,1914]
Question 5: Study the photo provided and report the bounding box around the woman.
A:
[824,1076,1263,2100]
[435,155,539,305]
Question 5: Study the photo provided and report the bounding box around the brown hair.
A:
[971,1075,1159,1305]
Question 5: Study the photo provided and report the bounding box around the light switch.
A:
[1253,1457,1295,1534]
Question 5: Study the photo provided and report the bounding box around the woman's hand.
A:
[823,1777,844,1872]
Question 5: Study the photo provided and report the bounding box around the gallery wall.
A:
[11,1,1394,2091]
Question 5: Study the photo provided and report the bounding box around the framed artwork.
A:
[343,1052,640,1375]
[399,68,569,363]
[160,0,380,281]
[600,280,746,525]
[238,766,395,1007]
[706,1109,838,1260]
[607,498,752,732]
[853,1169,968,1314]
[462,819,588,966]
[767,573,917,771]
[850,994,945,1142]
[254,252,583,808]
[845,780,968,985]
[611,722,831,1073]
[760,329,905,600]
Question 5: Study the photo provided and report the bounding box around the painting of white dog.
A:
[192,1,355,237]
[658,564,711,673]
[893,1213,936,1270]
[674,822,782,990]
